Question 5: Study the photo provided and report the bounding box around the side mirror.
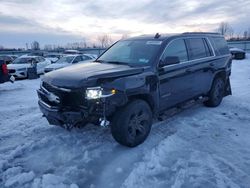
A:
[159,56,180,67]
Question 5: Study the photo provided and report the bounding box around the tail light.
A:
[2,63,8,75]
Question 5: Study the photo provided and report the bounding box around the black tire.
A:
[111,100,152,147]
[204,77,225,107]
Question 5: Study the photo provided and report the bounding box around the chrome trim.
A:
[39,100,58,111]
[40,84,60,104]
[41,81,71,92]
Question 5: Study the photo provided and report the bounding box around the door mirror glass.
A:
[159,56,180,67]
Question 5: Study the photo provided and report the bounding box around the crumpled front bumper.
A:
[38,98,85,126]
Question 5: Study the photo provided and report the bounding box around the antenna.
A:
[154,33,161,39]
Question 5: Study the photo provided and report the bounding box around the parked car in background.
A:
[0,60,15,84]
[38,32,232,147]
[7,55,51,78]
[44,54,95,73]
[64,50,81,55]
[0,55,18,64]
[229,47,246,60]
[44,53,63,63]
[27,51,45,57]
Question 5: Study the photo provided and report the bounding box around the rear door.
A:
[185,37,215,95]
[158,38,194,110]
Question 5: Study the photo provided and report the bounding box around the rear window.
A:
[186,38,211,60]
[211,37,229,55]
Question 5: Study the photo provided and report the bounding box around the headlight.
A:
[85,86,116,100]
[86,87,103,99]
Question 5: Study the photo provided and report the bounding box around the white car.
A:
[44,54,63,63]
[7,56,51,78]
[44,54,95,73]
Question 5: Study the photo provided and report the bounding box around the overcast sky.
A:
[0,0,250,48]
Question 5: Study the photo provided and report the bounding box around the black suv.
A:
[38,32,232,147]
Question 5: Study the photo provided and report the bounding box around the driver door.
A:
[158,38,194,111]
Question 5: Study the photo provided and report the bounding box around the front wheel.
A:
[111,100,152,147]
[204,77,225,107]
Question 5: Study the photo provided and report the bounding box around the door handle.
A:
[185,68,192,73]
[210,63,215,66]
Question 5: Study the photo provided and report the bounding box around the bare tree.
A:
[31,41,40,50]
[218,22,229,35]
[98,34,112,48]
[228,27,234,40]
[25,43,29,50]
[44,44,52,51]
[243,31,248,39]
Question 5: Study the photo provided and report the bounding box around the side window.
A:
[162,39,188,63]
[82,55,91,60]
[73,56,82,63]
[186,38,208,60]
[211,37,229,55]
[35,57,40,62]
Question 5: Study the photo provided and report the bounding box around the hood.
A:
[7,64,31,70]
[45,63,70,70]
[43,62,144,88]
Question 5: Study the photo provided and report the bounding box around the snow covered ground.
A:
[0,55,250,188]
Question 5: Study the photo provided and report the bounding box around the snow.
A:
[1,55,250,188]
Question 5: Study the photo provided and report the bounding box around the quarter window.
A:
[211,37,229,55]
[162,39,188,63]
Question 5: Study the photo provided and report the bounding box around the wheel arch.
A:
[128,94,156,115]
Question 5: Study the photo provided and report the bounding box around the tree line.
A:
[218,22,250,41]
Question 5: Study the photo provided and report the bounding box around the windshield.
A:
[12,57,34,64]
[97,40,162,65]
[55,56,74,64]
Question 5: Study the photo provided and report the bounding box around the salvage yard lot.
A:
[0,55,250,188]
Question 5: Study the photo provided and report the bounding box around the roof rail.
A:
[182,32,220,35]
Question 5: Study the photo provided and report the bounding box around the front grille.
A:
[41,82,84,107]
[8,69,15,73]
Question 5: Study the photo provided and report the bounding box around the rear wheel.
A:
[204,77,225,107]
[111,100,152,147]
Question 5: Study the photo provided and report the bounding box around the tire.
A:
[111,100,152,147]
[204,77,225,107]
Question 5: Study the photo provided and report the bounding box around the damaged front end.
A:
[37,81,124,129]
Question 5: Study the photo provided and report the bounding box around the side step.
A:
[157,96,208,121]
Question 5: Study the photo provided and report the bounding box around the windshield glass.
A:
[55,56,74,64]
[97,40,162,65]
[12,57,34,64]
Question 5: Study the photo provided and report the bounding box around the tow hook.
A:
[99,118,110,127]
[99,97,109,127]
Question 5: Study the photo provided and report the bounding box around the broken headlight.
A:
[85,86,116,100]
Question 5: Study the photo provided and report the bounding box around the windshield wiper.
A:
[95,59,105,63]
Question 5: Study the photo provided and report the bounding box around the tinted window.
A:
[211,37,229,55]
[82,55,92,60]
[162,39,188,63]
[73,56,82,63]
[186,38,208,60]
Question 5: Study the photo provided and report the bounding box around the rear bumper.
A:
[38,100,84,126]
